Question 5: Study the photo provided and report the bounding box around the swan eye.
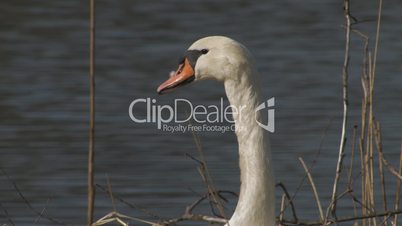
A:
[201,49,209,54]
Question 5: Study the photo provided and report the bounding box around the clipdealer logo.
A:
[128,97,275,133]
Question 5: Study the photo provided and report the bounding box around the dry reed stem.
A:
[372,0,383,78]
[348,125,359,225]
[280,194,286,223]
[369,47,378,226]
[359,104,367,226]
[393,141,402,225]
[93,211,157,226]
[366,52,374,226]
[87,0,96,224]
[348,30,369,226]
[298,157,324,222]
[374,122,388,216]
[348,125,358,188]
[373,125,402,181]
[326,0,351,223]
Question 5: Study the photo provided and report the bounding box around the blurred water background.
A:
[0,0,402,225]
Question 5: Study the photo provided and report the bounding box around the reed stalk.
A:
[325,0,351,223]
[393,142,402,225]
[87,0,96,224]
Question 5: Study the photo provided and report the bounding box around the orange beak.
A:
[157,58,195,95]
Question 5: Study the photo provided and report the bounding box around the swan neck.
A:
[224,68,275,226]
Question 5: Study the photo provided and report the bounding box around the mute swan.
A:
[157,36,275,226]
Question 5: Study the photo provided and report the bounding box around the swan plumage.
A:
[158,36,275,226]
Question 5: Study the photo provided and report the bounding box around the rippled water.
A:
[1,0,402,225]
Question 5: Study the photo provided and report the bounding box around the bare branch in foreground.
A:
[96,184,162,220]
[298,158,324,222]
[276,182,299,223]
[0,168,69,226]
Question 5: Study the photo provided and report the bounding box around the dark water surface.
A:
[1,0,402,225]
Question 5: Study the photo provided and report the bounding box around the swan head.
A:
[157,36,252,94]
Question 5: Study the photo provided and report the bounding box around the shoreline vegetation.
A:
[1,0,402,225]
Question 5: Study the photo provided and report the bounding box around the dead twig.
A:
[93,211,159,226]
[276,182,298,223]
[279,194,287,224]
[160,189,236,225]
[298,157,324,222]
[96,184,162,219]
[0,168,68,226]
[106,176,117,213]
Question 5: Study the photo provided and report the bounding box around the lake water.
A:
[1,0,402,225]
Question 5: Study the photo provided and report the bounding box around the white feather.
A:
[189,36,275,226]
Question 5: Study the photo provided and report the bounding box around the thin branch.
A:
[379,213,393,226]
[106,176,117,213]
[33,198,51,226]
[276,182,298,223]
[347,189,376,214]
[0,202,14,226]
[96,184,162,220]
[87,0,96,224]
[0,168,69,226]
[372,0,383,80]
[298,158,324,222]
